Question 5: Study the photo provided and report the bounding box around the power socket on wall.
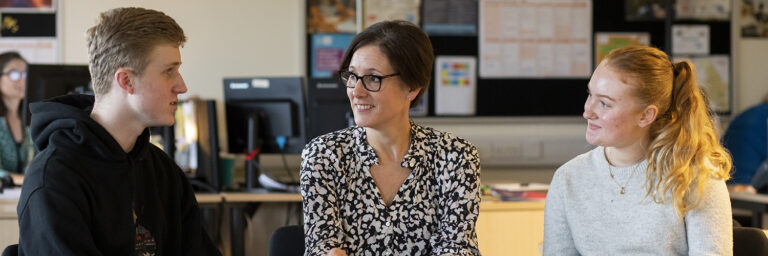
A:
[417,117,595,168]
[472,135,593,167]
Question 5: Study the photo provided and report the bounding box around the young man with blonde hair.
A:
[17,7,220,255]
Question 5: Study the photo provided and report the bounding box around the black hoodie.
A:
[17,95,220,255]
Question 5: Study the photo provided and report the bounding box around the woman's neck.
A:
[605,139,648,167]
[3,97,19,117]
[366,118,411,163]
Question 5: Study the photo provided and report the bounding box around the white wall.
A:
[733,0,768,113]
[61,0,306,95]
[736,40,768,112]
[60,0,306,146]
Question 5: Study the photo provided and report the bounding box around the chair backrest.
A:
[734,227,768,256]
[2,244,18,256]
[269,225,305,256]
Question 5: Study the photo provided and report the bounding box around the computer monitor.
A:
[24,64,92,126]
[150,99,221,192]
[306,78,353,140]
[184,99,221,192]
[223,77,307,189]
[224,77,307,154]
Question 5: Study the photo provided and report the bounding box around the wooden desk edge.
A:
[221,192,303,203]
[730,192,768,204]
[195,193,224,204]
[480,200,546,211]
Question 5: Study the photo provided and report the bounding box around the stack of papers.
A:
[489,183,549,201]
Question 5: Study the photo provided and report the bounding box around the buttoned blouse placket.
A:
[358,125,422,255]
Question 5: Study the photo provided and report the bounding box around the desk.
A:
[224,192,547,256]
[0,188,21,247]
[222,192,302,256]
[730,192,768,228]
[196,193,225,204]
[223,192,301,203]
[477,199,546,256]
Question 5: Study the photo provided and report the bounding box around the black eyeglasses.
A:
[2,70,26,81]
[338,70,399,92]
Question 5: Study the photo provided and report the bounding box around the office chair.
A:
[734,227,768,256]
[268,225,305,256]
[2,244,17,256]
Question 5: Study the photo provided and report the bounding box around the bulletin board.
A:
[305,0,733,116]
[0,0,60,64]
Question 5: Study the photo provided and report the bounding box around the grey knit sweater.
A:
[544,146,732,255]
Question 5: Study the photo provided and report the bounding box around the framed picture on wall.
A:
[625,0,667,21]
[0,0,59,63]
[0,0,54,12]
[674,55,731,113]
[307,0,356,33]
[741,0,768,38]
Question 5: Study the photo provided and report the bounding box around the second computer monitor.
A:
[223,77,307,155]
[306,78,353,140]
[24,64,92,126]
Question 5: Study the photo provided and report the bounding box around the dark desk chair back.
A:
[269,225,305,256]
[2,244,17,256]
[734,227,768,256]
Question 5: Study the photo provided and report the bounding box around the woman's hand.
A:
[326,248,347,256]
[728,184,757,194]
[10,173,23,186]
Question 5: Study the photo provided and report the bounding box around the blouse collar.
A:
[354,120,426,177]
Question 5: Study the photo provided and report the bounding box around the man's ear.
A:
[114,68,134,94]
[638,104,659,128]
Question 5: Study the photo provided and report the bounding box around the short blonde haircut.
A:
[86,7,186,96]
[604,46,731,216]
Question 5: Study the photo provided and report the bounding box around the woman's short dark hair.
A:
[0,51,27,117]
[338,20,434,108]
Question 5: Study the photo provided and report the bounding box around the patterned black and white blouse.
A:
[300,121,481,256]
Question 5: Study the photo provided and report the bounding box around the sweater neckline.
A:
[598,146,648,175]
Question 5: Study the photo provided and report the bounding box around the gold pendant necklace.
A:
[605,148,638,195]
[608,166,634,194]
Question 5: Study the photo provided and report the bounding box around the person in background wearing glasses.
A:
[300,20,481,256]
[0,51,34,187]
[544,46,732,255]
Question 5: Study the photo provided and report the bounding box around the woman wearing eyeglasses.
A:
[0,51,34,186]
[300,20,481,256]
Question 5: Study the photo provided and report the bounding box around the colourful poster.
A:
[435,56,476,115]
[674,55,730,113]
[311,33,355,78]
[0,0,54,12]
[363,0,421,28]
[594,32,650,65]
[307,0,356,33]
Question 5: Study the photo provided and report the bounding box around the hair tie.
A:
[671,62,678,76]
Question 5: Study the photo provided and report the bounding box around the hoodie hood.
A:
[29,94,151,161]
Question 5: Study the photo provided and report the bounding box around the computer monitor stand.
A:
[245,114,263,192]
